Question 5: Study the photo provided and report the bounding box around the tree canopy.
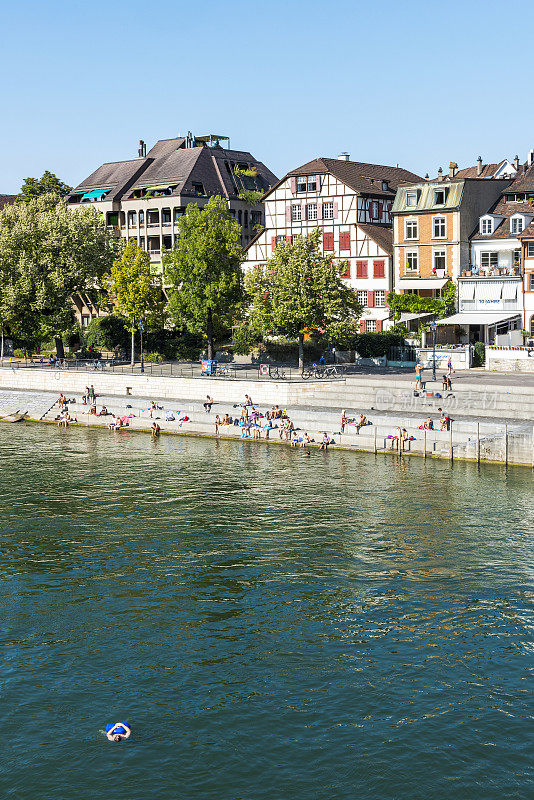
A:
[387,281,456,320]
[0,194,118,355]
[106,240,164,364]
[244,229,363,368]
[18,171,72,203]
[164,196,245,359]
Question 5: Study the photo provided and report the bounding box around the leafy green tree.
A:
[245,229,363,370]
[164,196,245,359]
[0,194,118,358]
[387,280,456,320]
[18,171,72,202]
[106,240,164,365]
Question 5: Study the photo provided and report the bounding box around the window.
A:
[481,252,498,268]
[406,191,417,207]
[406,250,418,272]
[251,211,262,226]
[365,320,377,332]
[291,204,301,222]
[357,290,368,306]
[323,201,333,219]
[323,232,334,251]
[405,219,418,239]
[373,260,385,278]
[307,203,317,220]
[514,249,521,267]
[339,231,351,250]
[433,188,448,205]
[370,201,379,219]
[356,260,368,278]
[374,290,385,307]
[433,216,446,238]
[192,182,204,196]
[161,208,171,225]
[528,243,534,257]
[81,315,90,328]
[275,235,285,244]
[511,216,524,234]
[139,237,145,249]
[147,210,159,226]
[296,175,307,193]
[433,249,446,271]
[139,210,144,225]
[244,211,249,228]
[530,275,534,291]
[382,181,389,191]
[174,207,184,222]
[307,176,317,192]
[128,211,137,227]
[480,218,493,235]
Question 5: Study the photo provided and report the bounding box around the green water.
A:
[1,424,532,799]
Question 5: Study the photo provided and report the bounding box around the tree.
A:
[245,229,363,370]
[18,171,72,202]
[106,240,164,365]
[387,280,456,320]
[164,196,245,359]
[0,194,118,358]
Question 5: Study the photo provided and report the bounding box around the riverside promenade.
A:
[1,363,534,466]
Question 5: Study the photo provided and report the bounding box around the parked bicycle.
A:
[301,364,341,379]
[269,366,287,380]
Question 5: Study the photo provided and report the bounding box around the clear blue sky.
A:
[2,0,533,192]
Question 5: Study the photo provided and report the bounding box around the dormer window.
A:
[511,216,524,235]
[406,191,418,207]
[433,188,448,205]
[382,180,389,191]
[480,218,493,235]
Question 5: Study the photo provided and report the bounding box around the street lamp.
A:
[139,317,144,374]
[430,319,437,381]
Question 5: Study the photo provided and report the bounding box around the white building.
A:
[245,155,422,331]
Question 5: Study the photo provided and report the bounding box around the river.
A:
[1,424,532,799]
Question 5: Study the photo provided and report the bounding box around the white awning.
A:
[502,282,518,300]
[437,312,521,326]
[398,278,449,289]
[459,282,475,300]
[399,312,435,323]
[477,282,502,301]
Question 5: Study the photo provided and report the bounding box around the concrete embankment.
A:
[1,372,533,467]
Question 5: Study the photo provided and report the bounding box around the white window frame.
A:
[433,249,446,271]
[405,249,419,272]
[374,290,385,307]
[406,191,417,208]
[365,320,377,332]
[530,274,534,291]
[307,176,317,192]
[433,188,447,206]
[291,204,301,222]
[433,216,446,238]
[296,175,307,193]
[323,201,334,220]
[405,219,418,240]
[481,251,498,268]
[511,216,524,234]
[480,217,493,235]
[307,203,318,221]
[527,242,534,257]
[357,290,367,307]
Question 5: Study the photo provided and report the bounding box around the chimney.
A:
[437,167,443,182]
[338,152,350,161]
[425,173,430,181]
[138,139,146,157]
[513,155,520,171]
[477,156,483,176]
[449,161,458,178]
[528,148,534,166]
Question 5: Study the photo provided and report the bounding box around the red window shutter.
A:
[286,235,291,243]
[367,291,375,307]
[376,319,382,332]
[316,174,322,190]
[333,202,338,219]
[317,201,323,219]
[290,177,297,193]
[271,236,277,250]
[359,321,366,333]
[356,260,368,278]
[302,204,307,221]
[340,261,351,278]
[285,206,291,223]
[384,292,389,307]
[323,232,334,251]
[373,260,385,278]
[340,231,350,250]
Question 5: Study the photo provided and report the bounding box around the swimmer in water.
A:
[106,722,131,742]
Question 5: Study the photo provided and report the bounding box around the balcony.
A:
[149,250,161,257]
[147,223,160,228]
[461,266,521,278]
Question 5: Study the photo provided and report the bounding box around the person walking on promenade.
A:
[214,414,221,435]
[340,410,347,433]
[204,395,213,412]
[415,362,423,390]
[447,357,453,378]
[446,375,452,391]
[89,385,96,402]
[442,374,448,391]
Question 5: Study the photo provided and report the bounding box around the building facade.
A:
[67,133,277,325]
[245,155,422,331]
[392,161,513,301]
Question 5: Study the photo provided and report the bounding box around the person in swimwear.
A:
[106,722,131,742]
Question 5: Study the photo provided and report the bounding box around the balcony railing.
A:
[149,250,161,256]
[147,222,160,228]
[461,266,521,277]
